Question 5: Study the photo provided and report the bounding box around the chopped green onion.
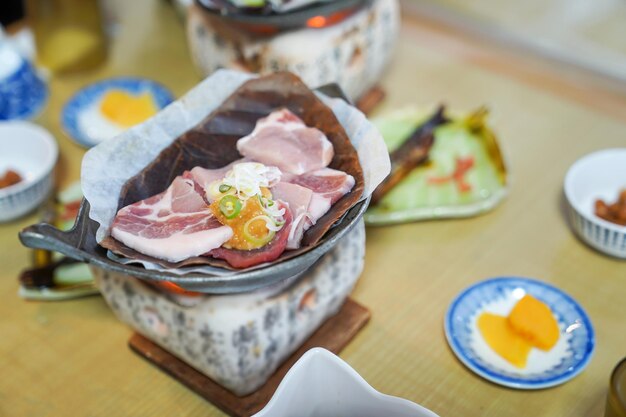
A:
[243,0,265,7]
[243,215,276,246]
[219,195,242,219]
[219,184,232,193]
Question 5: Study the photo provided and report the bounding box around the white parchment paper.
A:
[81,69,390,273]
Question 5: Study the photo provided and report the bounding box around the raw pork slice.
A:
[273,168,355,249]
[271,182,313,249]
[208,203,293,268]
[237,109,333,175]
[287,168,356,207]
[111,176,233,262]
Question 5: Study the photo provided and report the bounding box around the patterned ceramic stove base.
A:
[93,220,365,396]
[128,298,370,415]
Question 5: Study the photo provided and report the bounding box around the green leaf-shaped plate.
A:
[365,107,508,225]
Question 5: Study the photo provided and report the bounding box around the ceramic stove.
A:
[187,0,399,100]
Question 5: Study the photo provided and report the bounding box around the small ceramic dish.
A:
[365,107,507,225]
[61,77,174,148]
[445,277,594,390]
[0,121,58,222]
[253,348,440,417]
[564,148,626,259]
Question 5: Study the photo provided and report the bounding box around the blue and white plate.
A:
[444,277,594,389]
[61,77,174,148]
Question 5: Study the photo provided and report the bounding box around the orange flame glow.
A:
[157,281,203,297]
[307,15,327,28]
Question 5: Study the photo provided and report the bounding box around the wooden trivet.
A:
[356,85,386,115]
[128,298,371,417]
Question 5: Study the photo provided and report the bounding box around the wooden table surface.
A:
[1,1,625,416]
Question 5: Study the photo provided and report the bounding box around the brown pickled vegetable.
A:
[0,169,23,189]
[595,189,626,226]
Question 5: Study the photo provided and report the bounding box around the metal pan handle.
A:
[18,199,92,263]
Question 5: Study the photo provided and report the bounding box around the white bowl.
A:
[564,149,626,258]
[253,348,440,417]
[0,121,58,222]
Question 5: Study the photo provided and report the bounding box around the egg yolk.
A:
[100,90,158,127]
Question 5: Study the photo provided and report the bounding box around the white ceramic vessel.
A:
[564,148,626,258]
[0,121,57,222]
[93,221,366,396]
[254,347,440,417]
[186,0,400,101]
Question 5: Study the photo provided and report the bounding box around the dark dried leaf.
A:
[100,72,364,270]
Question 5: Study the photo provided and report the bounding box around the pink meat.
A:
[271,168,355,249]
[208,203,293,268]
[236,109,334,175]
[287,168,356,205]
[111,176,233,262]
[271,182,313,249]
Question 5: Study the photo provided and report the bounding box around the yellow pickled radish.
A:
[477,312,533,368]
[508,294,560,351]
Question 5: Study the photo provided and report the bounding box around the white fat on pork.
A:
[110,176,233,262]
[236,108,334,175]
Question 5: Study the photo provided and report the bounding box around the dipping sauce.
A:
[210,190,275,251]
[0,169,23,189]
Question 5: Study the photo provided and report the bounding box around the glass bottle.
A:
[25,0,107,74]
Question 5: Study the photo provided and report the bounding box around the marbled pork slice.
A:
[208,202,293,268]
[111,176,233,262]
[274,167,355,249]
[236,108,334,175]
[288,167,356,205]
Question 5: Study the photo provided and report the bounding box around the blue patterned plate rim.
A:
[61,77,174,148]
[444,276,595,390]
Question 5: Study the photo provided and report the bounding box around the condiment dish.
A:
[0,121,57,222]
[445,277,594,389]
[564,148,626,258]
